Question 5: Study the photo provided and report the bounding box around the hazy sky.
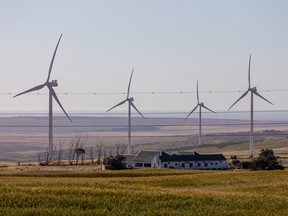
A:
[1,1,288,117]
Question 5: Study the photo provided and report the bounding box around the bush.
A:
[253,149,284,170]
[239,161,253,169]
[104,155,126,170]
[233,149,284,170]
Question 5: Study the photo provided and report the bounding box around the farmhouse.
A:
[159,151,228,170]
[124,151,228,170]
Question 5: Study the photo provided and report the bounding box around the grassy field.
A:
[1,169,288,215]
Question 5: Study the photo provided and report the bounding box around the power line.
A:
[0,122,288,127]
[3,133,288,139]
[1,110,288,115]
[1,89,288,96]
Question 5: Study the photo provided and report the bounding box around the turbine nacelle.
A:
[250,87,257,93]
[49,80,58,87]
[129,97,134,102]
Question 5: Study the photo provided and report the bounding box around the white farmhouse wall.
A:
[160,160,228,170]
[151,153,160,168]
[134,153,161,168]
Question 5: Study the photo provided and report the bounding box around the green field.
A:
[1,169,288,215]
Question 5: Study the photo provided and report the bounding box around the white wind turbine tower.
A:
[107,69,145,155]
[228,55,273,158]
[14,34,72,153]
[185,80,216,146]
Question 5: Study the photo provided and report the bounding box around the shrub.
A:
[104,155,126,170]
[253,149,284,170]
[239,161,253,169]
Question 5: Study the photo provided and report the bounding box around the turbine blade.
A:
[254,91,273,105]
[202,104,216,113]
[184,104,199,121]
[197,79,199,103]
[48,85,72,122]
[127,68,134,99]
[107,99,127,112]
[248,54,251,89]
[228,90,249,110]
[130,101,145,119]
[13,84,45,98]
[46,34,63,82]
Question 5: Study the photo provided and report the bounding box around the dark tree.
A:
[239,161,253,169]
[253,149,284,170]
[105,155,126,170]
[75,148,85,165]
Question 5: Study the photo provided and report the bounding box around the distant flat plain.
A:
[0,116,288,162]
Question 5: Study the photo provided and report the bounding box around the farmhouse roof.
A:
[133,151,159,162]
[160,151,226,162]
[123,154,137,164]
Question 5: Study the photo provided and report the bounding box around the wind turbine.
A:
[185,80,216,146]
[228,55,273,158]
[107,69,145,155]
[14,34,72,153]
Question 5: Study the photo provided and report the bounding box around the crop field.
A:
[1,169,288,215]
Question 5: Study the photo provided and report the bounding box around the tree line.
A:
[37,135,127,166]
[230,149,284,170]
